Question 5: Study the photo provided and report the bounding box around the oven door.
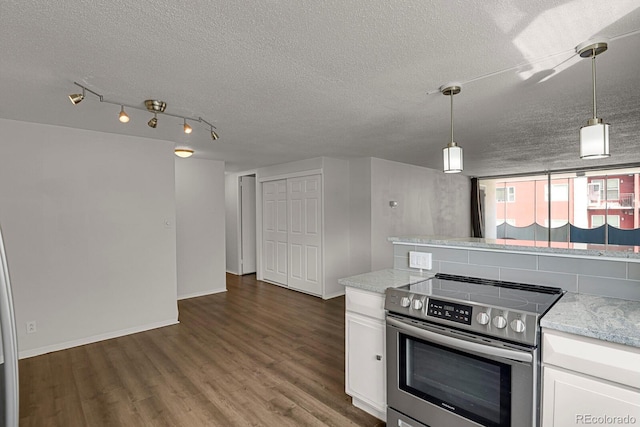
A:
[387,314,537,427]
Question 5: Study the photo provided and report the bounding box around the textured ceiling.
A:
[1,0,640,176]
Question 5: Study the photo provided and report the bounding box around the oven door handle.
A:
[387,317,533,363]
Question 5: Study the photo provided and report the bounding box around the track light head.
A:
[183,119,193,134]
[148,113,158,128]
[175,148,194,158]
[210,128,219,140]
[68,89,85,105]
[118,106,130,123]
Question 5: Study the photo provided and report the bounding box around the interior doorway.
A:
[239,175,257,275]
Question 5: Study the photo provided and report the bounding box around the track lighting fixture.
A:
[174,148,194,158]
[67,82,220,155]
[577,40,610,159]
[148,113,158,128]
[183,119,193,134]
[441,83,463,173]
[118,106,130,123]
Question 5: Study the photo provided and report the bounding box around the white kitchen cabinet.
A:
[345,287,386,420]
[541,329,640,427]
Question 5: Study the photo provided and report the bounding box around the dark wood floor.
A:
[19,273,384,426]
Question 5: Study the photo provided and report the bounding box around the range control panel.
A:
[427,298,472,325]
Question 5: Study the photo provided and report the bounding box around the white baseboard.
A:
[226,269,239,275]
[177,288,227,300]
[19,318,179,359]
[323,289,345,300]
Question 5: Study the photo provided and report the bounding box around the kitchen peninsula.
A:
[340,235,640,424]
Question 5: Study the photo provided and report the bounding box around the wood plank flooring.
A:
[19,273,384,426]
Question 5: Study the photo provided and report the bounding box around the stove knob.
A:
[511,319,526,333]
[493,315,507,329]
[400,297,411,308]
[412,299,423,310]
[476,312,490,325]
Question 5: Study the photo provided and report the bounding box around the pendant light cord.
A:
[450,92,454,143]
[592,47,597,119]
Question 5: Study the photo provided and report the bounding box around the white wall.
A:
[369,158,470,270]
[0,118,178,358]
[176,158,226,299]
[348,157,372,275]
[321,157,350,298]
[224,173,241,275]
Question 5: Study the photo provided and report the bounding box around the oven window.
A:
[400,333,511,427]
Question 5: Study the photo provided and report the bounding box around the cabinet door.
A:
[345,312,386,414]
[287,175,322,295]
[262,180,288,285]
[542,366,640,427]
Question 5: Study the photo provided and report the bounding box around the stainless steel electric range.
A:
[385,273,565,427]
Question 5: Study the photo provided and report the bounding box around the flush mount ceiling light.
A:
[68,82,220,153]
[174,148,194,158]
[441,83,463,173]
[577,40,610,159]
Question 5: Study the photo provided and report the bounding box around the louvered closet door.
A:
[288,175,322,295]
[262,180,288,285]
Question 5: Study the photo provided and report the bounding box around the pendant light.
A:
[577,40,610,159]
[441,84,463,173]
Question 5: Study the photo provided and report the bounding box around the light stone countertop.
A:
[338,268,435,294]
[389,236,640,260]
[541,292,640,348]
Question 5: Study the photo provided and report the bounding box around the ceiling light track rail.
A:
[69,82,219,136]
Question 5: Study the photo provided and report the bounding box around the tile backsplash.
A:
[393,243,640,301]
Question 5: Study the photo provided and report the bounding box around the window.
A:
[544,184,569,202]
[496,187,515,202]
[591,215,620,228]
[496,219,516,226]
[590,179,619,201]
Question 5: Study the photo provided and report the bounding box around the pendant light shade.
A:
[577,40,610,159]
[580,119,609,159]
[441,84,463,173]
[443,142,463,173]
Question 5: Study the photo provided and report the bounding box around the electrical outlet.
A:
[26,321,37,334]
[409,251,432,270]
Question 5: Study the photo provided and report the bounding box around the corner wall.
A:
[0,118,179,358]
[176,158,226,299]
[369,158,470,270]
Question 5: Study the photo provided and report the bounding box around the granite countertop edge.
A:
[388,236,640,260]
[338,268,435,294]
[541,292,640,348]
